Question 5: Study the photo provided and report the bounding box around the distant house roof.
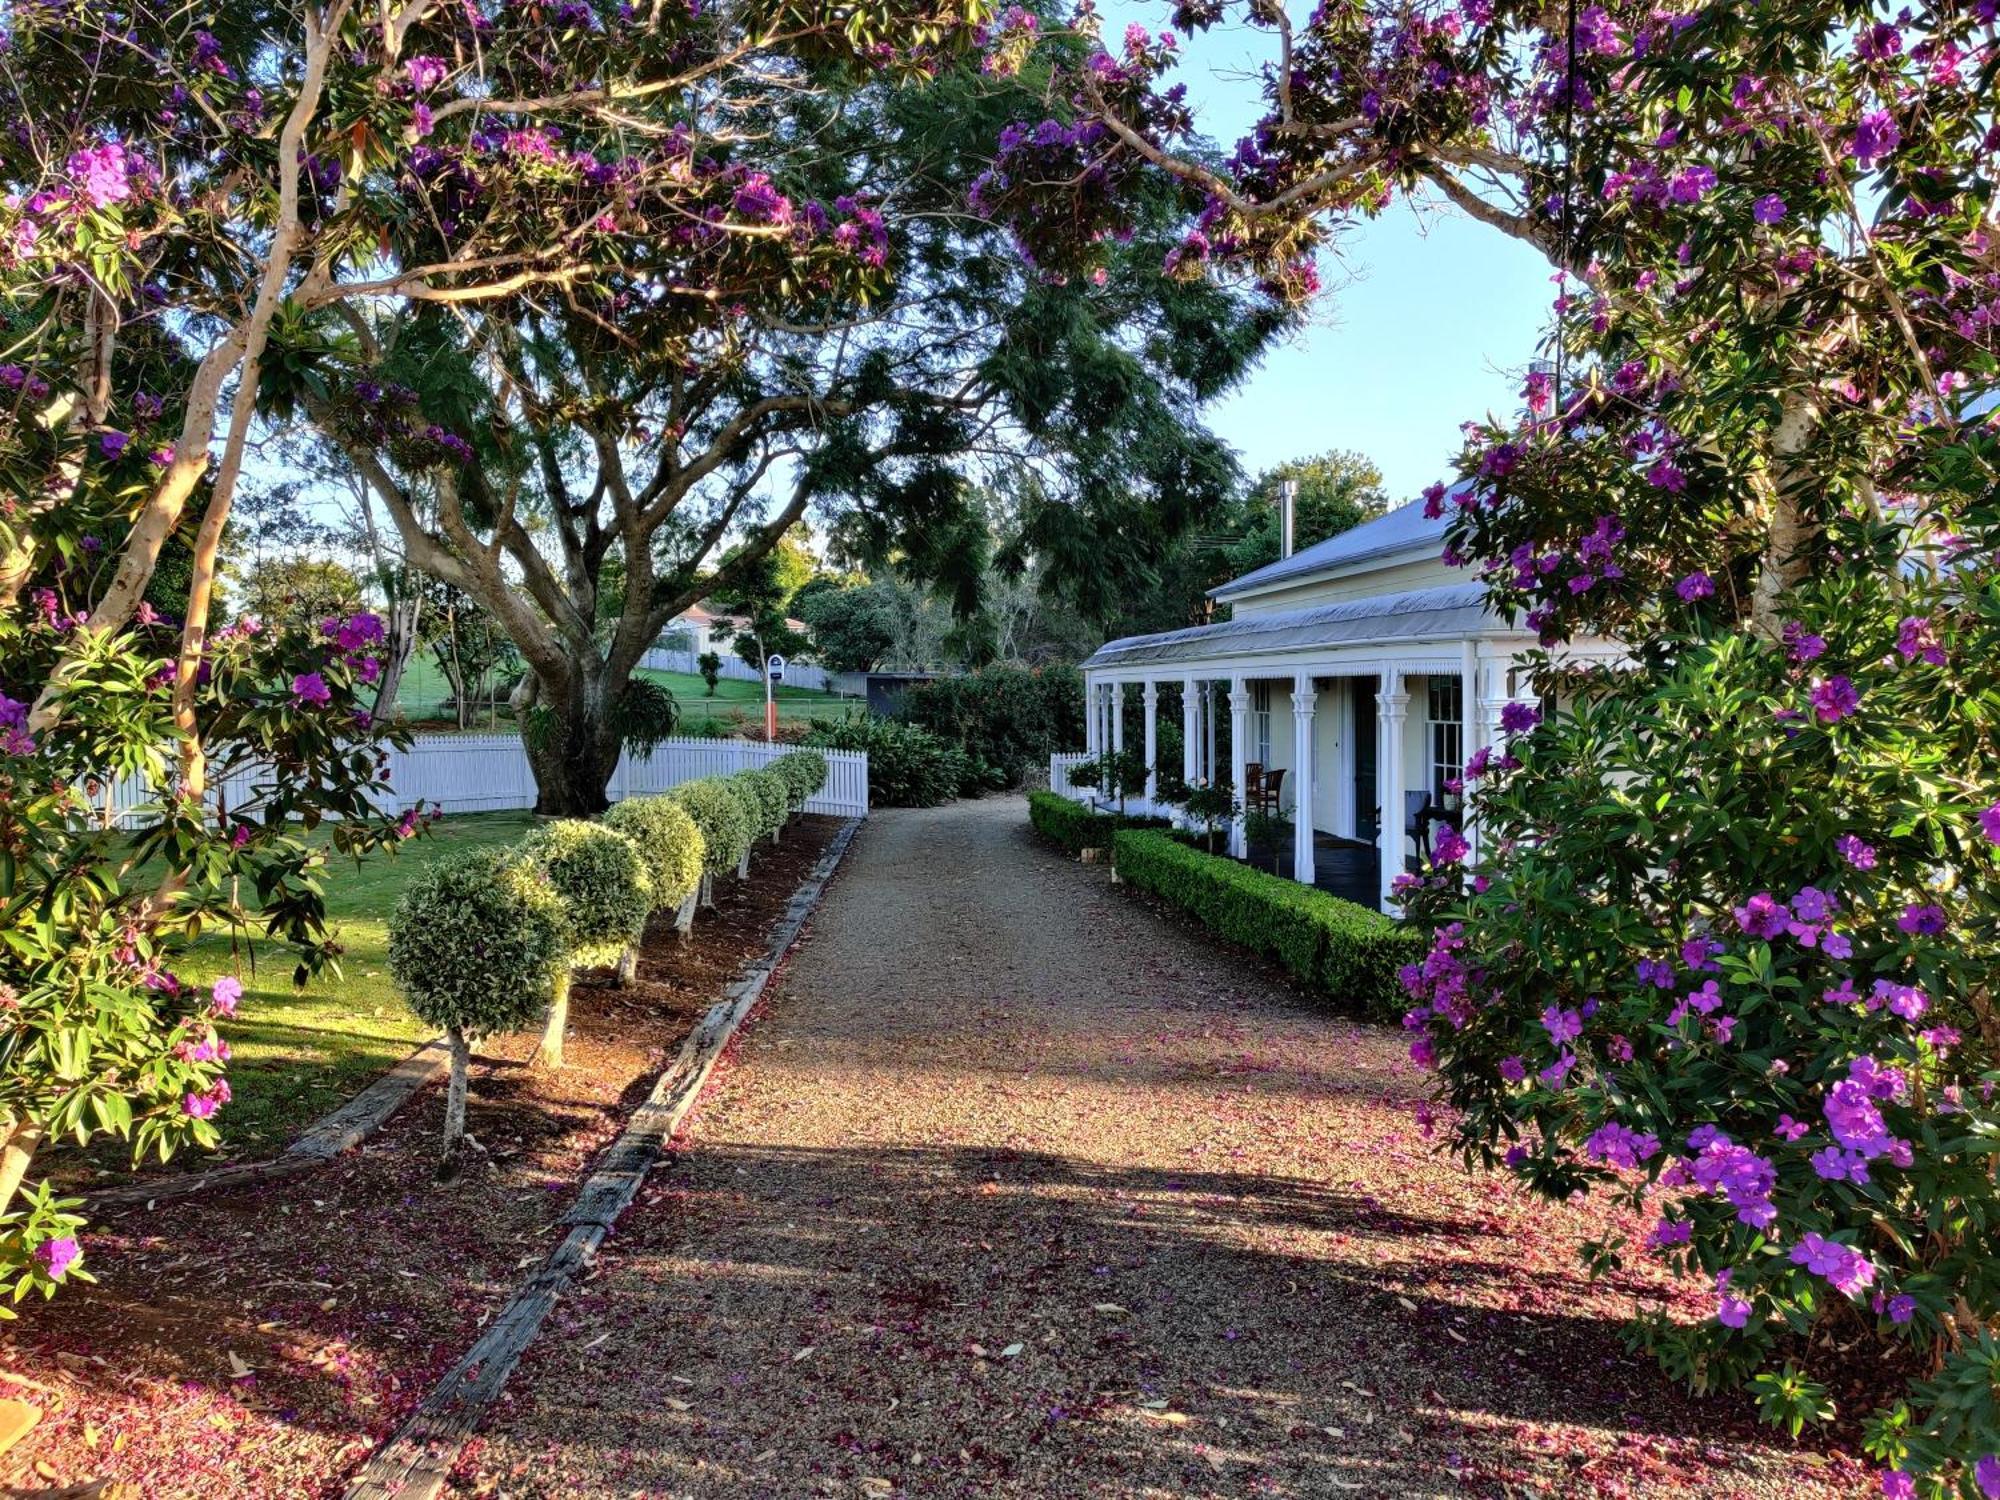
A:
[666,601,805,634]
[1209,482,1472,602]
[1081,582,1517,672]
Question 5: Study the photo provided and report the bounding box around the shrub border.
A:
[1110,829,1422,1024]
[1026,788,1169,853]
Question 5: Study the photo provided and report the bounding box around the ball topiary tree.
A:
[389,848,566,1169]
[602,795,707,955]
[774,749,830,812]
[667,778,754,911]
[517,821,651,1068]
[739,767,791,845]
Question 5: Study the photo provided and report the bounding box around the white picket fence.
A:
[640,645,840,694]
[106,734,869,826]
[1049,751,1093,803]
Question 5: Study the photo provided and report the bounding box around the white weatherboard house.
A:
[1063,491,1617,912]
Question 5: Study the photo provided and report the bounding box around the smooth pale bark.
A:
[616,946,639,987]
[0,1120,46,1224]
[674,889,698,940]
[699,871,715,910]
[538,970,572,1069]
[441,1027,471,1158]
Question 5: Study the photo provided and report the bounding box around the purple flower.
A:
[1835,834,1877,869]
[1774,1113,1809,1141]
[1541,1005,1583,1044]
[68,141,134,209]
[211,976,243,1017]
[1674,571,1715,601]
[1790,1232,1875,1296]
[1826,1079,1893,1156]
[1851,109,1901,167]
[405,54,449,91]
[1881,1471,1915,1500]
[1584,1121,1661,1170]
[1898,903,1947,936]
[1752,193,1787,224]
[291,671,333,707]
[1636,957,1674,989]
[1498,1055,1526,1083]
[1978,802,2000,847]
[1499,701,1541,735]
[1886,1294,1915,1325]
[1668,165,1717,202]
[1646,1217,1691,1249]
[35,1236,80,1281]
[1978,1455,2000,1500]
[1431,824,1469,866]
[1716,1292,1751,1328]
[1895,615,1946,665]
[1645,456,1686,492]
[1810,675,1860,722]
[1734,891,1791,939]
[1783,621,1826,661]
[100,430,130,460]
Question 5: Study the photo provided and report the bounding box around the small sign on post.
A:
[764,653,785,740]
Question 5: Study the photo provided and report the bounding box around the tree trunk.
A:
[675,890,697,940]
[616,946,638,986]
[441,1027,471,1165]
[736,848,751,881]
[699,871,715,910]
[538,970,571,1069]
[522,679,625,816]
[0,1119,45,1223]
[373,590,422,721]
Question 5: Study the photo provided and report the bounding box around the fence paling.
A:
[106,735,869,826]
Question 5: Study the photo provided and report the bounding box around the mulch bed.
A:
[0,816,844,1500]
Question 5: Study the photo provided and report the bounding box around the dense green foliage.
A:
[387,848,567,1036]
[669,778,756,877]
[896,666,1084,789]
[737,768,791,841]
[516,821,652,970]
[805,716,973,807]
[1026,791,1169,854]
[771,750,831,810]
[1113,832,1419,1023]
[601,797,706,914]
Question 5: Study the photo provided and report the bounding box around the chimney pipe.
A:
[1278,478,1298,559]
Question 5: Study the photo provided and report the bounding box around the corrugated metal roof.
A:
[1081,582,1511,671]
[1210,483,1472,601]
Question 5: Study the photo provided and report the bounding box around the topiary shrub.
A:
[1112,830,1420,1023]
[1027,789,1169,855]
[773,748,829,809]
[669,776,754,903]
[517,820,651,1066]
[389,847,567,1166]
[738,767,790,842]
[602,794,706,952]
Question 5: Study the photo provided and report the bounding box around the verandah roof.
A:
[1079,582,1514,672]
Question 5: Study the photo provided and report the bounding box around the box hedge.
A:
[1026,789,1169,854]
[1111,830,1421,1023]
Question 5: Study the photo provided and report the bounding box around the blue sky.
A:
[1097,2,1557,499]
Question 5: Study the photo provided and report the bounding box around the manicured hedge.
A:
[1111,830,1422,1022]
[1025,790,1169,854]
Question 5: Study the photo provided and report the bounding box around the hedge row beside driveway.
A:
[1110,830,1422,1023]
[1025,789,1170,853]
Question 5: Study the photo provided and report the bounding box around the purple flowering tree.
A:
[267,34,1285,812]
[979,0,2000,1488]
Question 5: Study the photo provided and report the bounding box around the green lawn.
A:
[47,810,536,1187]
[391,655,858,735]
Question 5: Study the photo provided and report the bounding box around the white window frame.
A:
[1427,676,1464,803]
[1251,681,1273,767]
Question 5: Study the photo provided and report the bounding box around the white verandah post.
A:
[1459,640,1482,862]
[1377,670,1408,911]
[1227,675,1250,859]
[1180,675,1200,793]
[1141,680,1159,808]
[1291,672,1317,886]
[1084,676,1101,758]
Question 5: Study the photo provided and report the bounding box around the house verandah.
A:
[1055,584,1594,913]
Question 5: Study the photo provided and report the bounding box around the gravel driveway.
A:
[460,797,1871,1499]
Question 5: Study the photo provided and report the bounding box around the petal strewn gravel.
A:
[465,798,1873,1499]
